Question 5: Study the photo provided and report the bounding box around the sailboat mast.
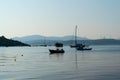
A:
[75,25,77,45]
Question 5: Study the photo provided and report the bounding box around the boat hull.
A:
[49,49,65,54]
[70,44,85,48]
[70,45,77,48]
[76,48,92,51]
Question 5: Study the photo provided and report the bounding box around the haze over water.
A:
[0,45,120,80]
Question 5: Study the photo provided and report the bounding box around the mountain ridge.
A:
[12,35,120,46]
[13,35,88,41]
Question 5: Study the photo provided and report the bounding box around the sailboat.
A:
[70,25,79,48]
[70,25,92,51]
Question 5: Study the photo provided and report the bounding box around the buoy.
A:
[14,59,16,62]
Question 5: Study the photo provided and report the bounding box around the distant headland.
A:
[0,36,30,47]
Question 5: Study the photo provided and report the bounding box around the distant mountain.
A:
[13,35,45,42]
[64,39,120,45]
[0,36,30,46]
[12,35,88,46]
[13,35,88,42]
[12,35,120,46]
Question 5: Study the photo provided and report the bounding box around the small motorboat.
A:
[49,42,65,54]
[76,44,92,51]
[76,47,92,50]
[49,49,64,54]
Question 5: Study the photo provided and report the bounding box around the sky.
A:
[0,0,120,39]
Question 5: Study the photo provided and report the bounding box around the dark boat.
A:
[70,43,85,48]
[73,43,92,51]
[76,46,92,50]
[49,49,64,54]
[49,42,65,54]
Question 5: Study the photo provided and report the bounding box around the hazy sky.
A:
[0,0,120,39]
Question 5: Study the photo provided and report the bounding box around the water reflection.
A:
[75,53,78,70]
[49,53,64,61]
[0,46,120,80]
[0,56,16,64]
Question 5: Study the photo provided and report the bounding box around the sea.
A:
[0,45,120,80]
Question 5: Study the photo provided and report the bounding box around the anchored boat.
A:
[70,25,92,51]
[49,42,65,54]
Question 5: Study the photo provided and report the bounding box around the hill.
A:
[13,35,88,41]
[0,36,30,47]
[12,35,88,46]
[12,35,120,46]
[64,39,120,45]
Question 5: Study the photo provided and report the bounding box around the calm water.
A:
[0,45,120,80]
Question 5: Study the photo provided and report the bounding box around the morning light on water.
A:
[0,0,120,80]
[0,46,120,80]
